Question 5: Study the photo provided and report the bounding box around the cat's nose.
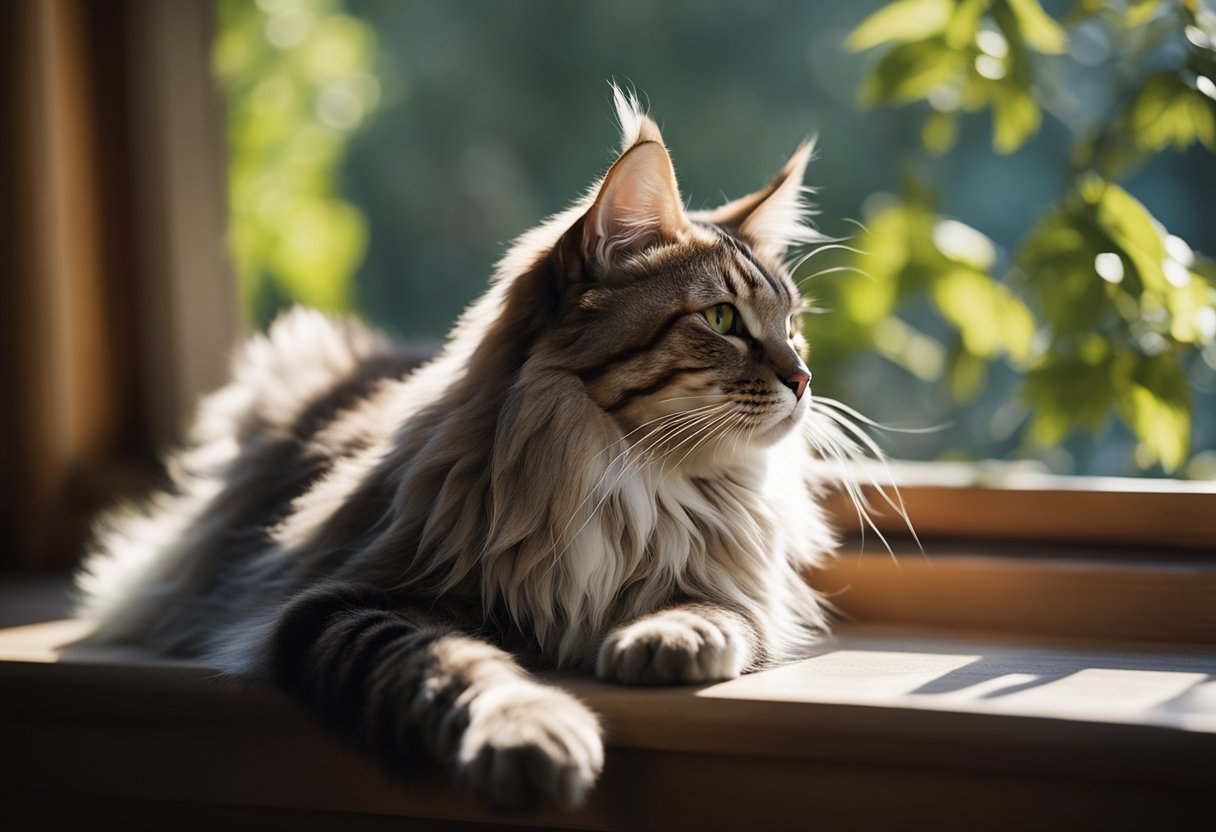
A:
[782,367,811,401]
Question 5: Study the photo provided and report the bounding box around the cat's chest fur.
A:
[476,434,821,665]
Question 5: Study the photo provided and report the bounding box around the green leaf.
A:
[1023,350,1115,445]
[873,317,948,380]
[932,267,1036,361]
[1083,179,1169,293]
[990,83,1042,153]
[849,201,913,284]
[944,0,987,49]
[860,39,966,105]
[271,198,366,311]
[1116,353,1191,471]
[998,0,1068,54]
[217,0,379,327]
[837,203,911,327]
[1127,73,1216,153]
[1190,253,1216,296]
[1017,204,1111,336]
[847,0,953,52]
[922,110,959,154]
[1166,275,1213,343]
[1124,0,1166,26]
[933,217,997,271]
[949,344,990,402]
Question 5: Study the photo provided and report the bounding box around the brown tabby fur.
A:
[74,89,859,811]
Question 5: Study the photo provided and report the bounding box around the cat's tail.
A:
[198,306,395,443]
[74,308,395,645]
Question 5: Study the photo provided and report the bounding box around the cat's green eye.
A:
[705,303,739,336]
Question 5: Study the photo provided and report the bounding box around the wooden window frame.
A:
[815,463,1216,644]
[821,461,1216,550]
[1,0,238,569]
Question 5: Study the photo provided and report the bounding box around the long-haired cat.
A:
[75,89,863,812]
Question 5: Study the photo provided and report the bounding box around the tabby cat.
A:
[76,90,869,812]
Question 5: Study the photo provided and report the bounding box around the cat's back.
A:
[74,308,431,650]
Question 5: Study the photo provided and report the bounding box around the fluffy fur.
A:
[74,89,874,812]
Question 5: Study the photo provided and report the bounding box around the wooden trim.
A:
[813,549,1216,644]
[0,0,238,568]
[817,466,1216,643]
[0,0,151,566]
[820,464,1216,550]
[123,0,240,443]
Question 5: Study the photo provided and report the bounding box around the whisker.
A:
[788,242,870,274]
[648,406,737,475]
[841,217,872,235]
[668,410,743,472]
[592,401,726,461]
[653,408,738,478]
[547,403,732,568]
[806,424,895,560]
[543,414,716,577]
[807,408,920,556]
[796,265,876,289]
[602,405,730,495]
[727,411,751,459]
[810,408,918,541]
[585,412,692,495]
[812,396,950,435]
[655,394,730,405]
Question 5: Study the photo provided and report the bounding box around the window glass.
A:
[215,0,1216,478]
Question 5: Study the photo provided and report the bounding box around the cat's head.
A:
[525,89,822,466]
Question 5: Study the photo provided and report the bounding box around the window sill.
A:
[1,579,1213,830]
[820,462,1216,550]
[814,543,1216,645]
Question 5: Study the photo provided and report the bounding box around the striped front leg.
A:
[269,583,603,810]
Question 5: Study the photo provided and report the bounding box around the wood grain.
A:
[820,467,1216,550]
[813,550,1216,644]
[1,616,1213,830]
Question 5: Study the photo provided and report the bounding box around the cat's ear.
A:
[692,141,819,262]
[580,139,688,274]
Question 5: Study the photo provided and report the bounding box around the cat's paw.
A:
[596,609,748,685]
[457,681,603,812]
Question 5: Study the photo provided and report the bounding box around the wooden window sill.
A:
[820,463,1216,550]
[2,578,1213,830]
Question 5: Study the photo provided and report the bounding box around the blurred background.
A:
[217,0,1216,478]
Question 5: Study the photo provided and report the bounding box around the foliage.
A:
[833,0,1216,472]
[215,0,380,326]
[848,0,1064,155]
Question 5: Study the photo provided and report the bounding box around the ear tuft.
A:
[612,84,664,153]
[691,139,826,263]
[738,140,819,254]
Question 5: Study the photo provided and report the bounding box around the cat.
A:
[74,88,872,812]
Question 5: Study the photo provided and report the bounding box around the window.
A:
[216,0,1216,482]
[1,3,1212,827]
[208,3,1216,650]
